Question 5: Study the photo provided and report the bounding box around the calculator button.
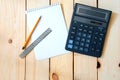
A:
[68,40,73,44]
[81,38,85,42]
[99,33,104,37]
[79,47,83,51]
[83,29,87,32]
[71,31,75,34]
[91,47,95,51]
[72,21,77,26]
[84,48,89,52]
[78,28,82,31]
[87,34,92,38]
[73,45,78,50]
[80,24,83,27]
[95,49,100,53]
[93,41,97,45]
[85,25,88,28]
[80,43,84,46]
[77,32,82,36]
[98,42,102,46]
[99,38,103,41]
[85,43,89,47]
[70,35,74,39]
[89,26,94,29]
[88,30,92,33]
[98,27,104,32]
[72,27,76,30]
[82,33,87,37]
[86,39,90,43]
[94,36,98,40]
[75,37,80,41]
[67,44,73,49]
[74,41,79,45]
[90,45,95,50]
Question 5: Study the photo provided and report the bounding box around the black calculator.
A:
[65,3,112,57]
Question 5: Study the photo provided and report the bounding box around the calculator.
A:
[65,3,112,57]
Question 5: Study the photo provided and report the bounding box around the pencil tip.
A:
[22,47,25,50]
[39,16,42,19]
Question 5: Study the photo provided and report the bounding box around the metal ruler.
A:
[19,28,52,58]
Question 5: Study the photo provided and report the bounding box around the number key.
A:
[84,48,89,52]
[68,40,73,44]
[67,44,73,49]
[79,47,83,51]
[86,39,90,43]
[85,43,89,47]
[73,45,78,50]
[80,42,84,46]
[87,34,92,38]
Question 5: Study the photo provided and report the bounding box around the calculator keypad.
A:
[65,21,106,57]
[65,3,112,57]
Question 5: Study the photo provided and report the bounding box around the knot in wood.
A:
[52,73,59,80]
[8,39,12,44]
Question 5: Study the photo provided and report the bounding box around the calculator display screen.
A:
[78,8,106,18]
[76,7,107,19]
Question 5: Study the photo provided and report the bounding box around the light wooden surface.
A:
[0,0,25,80]
[98,0,120,80]
[0,0,120,80]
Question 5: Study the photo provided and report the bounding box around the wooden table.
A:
[0,0,120,80]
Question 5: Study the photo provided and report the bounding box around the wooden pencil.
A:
[22,16,41,49]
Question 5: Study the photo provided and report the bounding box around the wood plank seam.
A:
[96,1,99,80]
[74,0,97,80]
[25,0,27,80]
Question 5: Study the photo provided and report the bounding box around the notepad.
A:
[26,4,69,60]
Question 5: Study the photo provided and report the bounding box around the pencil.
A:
[22,16,41,49]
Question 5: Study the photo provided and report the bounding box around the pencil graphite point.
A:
[22,47,25,49]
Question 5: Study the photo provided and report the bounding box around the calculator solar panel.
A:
[65,3,112,57]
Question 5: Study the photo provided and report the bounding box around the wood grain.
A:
[98,0,120,80]
[0,0,120,80]
[27,0,49,10]
[50,0,73,80]
[0,0,25,80]
[75,0,96,6]
[74,0,97,80]
[26,0,49,80]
